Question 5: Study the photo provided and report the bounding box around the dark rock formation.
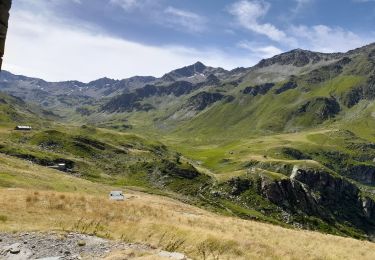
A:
[297,97,340,121]
[275,81,298,94]
[346,164,375,185]
[203,74,220,86]
[101,92,154,112]
[261,166,375,232]
[243,83,275,96]
[342,76,375,107]
[102,80,208,112]
[185,92,227,111]
[164,81,195,96]
[278,147,311,160]
[228,177,252,196]
[306,57,351,84]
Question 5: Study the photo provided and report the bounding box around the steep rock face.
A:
[101,93,154,112]
[297,97,340,121]
[203,74,220,86]
[187,92,222,111]
[260,177,320,215]
[243,83,275,96]
[341,76,375,107]
[260,166,375,230]
[102,81,197,112]
[363,197,375,219]
[347,164,375,185]
[134,81,196,97]
[163,81,195,96]
[275,81,298,94]
[305,57,351,84]
[185,92,228,111]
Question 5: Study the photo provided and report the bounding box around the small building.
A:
[109,191,125,201]
[15,125,32,131]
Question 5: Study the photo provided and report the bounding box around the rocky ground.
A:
[0,232,190,260]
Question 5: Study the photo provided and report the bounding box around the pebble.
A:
[158,250,188,260]
[77,240,86,247]
[9,243,21,254]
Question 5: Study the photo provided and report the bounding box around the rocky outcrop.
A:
[228,177,252,196]
[341,76,375,107]
[185,92,229,111]
[278,147,311,160]
[260,166,375,231]
[103,76,231,113]
[202,74,220,86]
[260,176,320,215]
[243,83,275,96]
[346,164,375,185]
[363,197,375,219]
[297,97,340,121]
[275,81,298,94]
[101,92,154,112]
[305,57,351,84]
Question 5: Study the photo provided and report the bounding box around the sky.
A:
[3,0,375,82]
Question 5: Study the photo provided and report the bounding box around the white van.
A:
[109,191,125,201]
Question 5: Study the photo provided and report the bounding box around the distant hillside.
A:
[0,91,56,124]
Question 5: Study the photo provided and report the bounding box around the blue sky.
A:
[4,0,375,82]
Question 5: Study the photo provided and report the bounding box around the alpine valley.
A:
[2,43,375,258]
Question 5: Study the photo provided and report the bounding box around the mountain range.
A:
[1,43,375,240]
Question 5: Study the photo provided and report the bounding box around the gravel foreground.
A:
[0,232,190,260]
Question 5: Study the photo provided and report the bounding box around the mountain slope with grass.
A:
[1,43,375,243]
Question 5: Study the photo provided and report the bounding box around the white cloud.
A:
[109,0,141,10]
[3,10,255,82]
[229,0,373,53]
[292,0,313,13]
[290,25,372,52]
[228,0,293,43]
[237,41,282,58]
[109,0,161,11]
[164,7,206,33]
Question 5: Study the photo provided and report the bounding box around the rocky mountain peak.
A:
[256,48,341,68]
[164,61,207,79]
[87,77,118,87]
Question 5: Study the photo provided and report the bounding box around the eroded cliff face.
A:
[260,166,375,234]
[212,164,375,239]
[0,0,11,69]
